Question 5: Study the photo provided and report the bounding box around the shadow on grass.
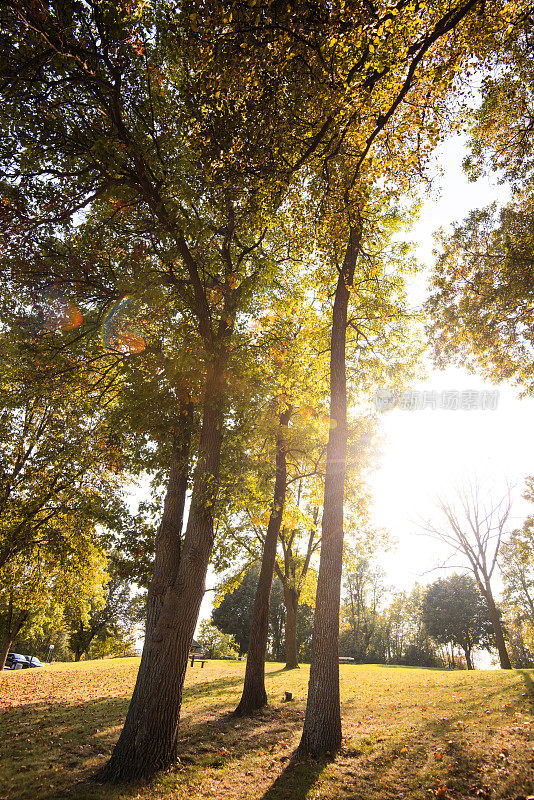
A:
[259,753,331,800]
[264,667,289,679]
[45,698,304,800]
[5,666,533,800]
[0,672,269,800]
[518,669,534,715]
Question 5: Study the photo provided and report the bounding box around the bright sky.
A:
[370,135,534,597]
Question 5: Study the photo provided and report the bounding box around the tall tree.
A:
[211,279,329,693]
[215,218,418,690]
[217,284,329,693]
[233,405,291,715]
[65,553,143,662]
[340,552,386,663]
[297,0,512,756]
[421,483,513,669]
[0,2,334,777]
[0,531,108,669]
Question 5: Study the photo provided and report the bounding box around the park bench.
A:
[190,654,207,667]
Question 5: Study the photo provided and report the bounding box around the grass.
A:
[1,659,533,800]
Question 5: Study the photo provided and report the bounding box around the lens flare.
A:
[102,296,146,354]
[43,297,84,332]
[24,285,84,336]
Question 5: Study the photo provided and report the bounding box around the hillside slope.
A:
[1,659,532,800]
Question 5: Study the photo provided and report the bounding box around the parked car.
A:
[4,653,27,670]
[3,653,43,670]
[24,656,43,668]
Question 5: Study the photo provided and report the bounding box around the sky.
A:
[369,134,534,601]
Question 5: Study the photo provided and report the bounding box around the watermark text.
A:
[374,389,499,412]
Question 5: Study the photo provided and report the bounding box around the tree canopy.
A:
[0,0,528,781]
[423,574,493,669]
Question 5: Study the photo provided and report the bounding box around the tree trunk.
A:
[299,226,360,757]
[283,584,299,670]
[99,364,226,782]
[464,647,473,670]
[484,586,512,670]
[0,608,29,670]
[234,407,291,716]
[0,633,12,671]
[145,405,193,638]
[350,587,359,656]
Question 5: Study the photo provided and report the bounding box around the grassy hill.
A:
[1,659,532,800]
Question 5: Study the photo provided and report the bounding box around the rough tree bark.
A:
[233,406,291,716]
[298,225,360,757]
[99,363,226,781]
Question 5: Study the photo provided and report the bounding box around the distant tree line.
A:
[206,560,533,670]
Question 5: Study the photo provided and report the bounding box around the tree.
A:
[396,585,442,667]
[0,534,107,669]
[233,405,291,715]
[276,512,320,671]
[196,620,238,660]
[210,282,328,703]
[237,283,329,677]
[340,553,386,663]
[421,483,513,669]
[0,324,137,669]
[500,484,534,666]
[211,569,259,657]
[211,567,283,658]
[297,0,513,756]
[222,283,328,706]
[423,574,493,669]
[426,20,534,391]
[340,581,445,667]
[65,554,143,662]
[295,603,315,664]
[426,202,534,390]
[501,515,534,623]
[0,335,132,578]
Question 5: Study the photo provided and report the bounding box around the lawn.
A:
[0,659,532,800]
